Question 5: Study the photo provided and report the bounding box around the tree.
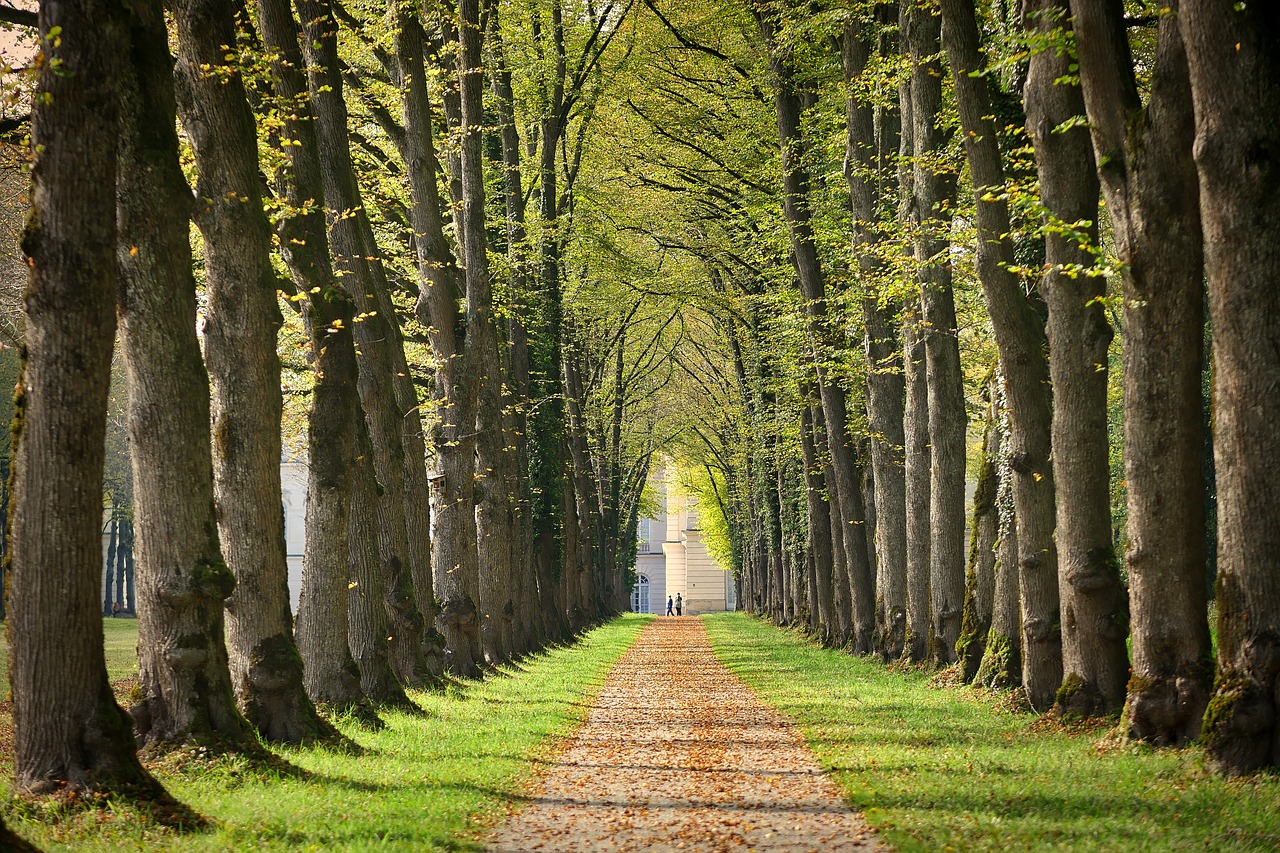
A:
[392,3,485,677]
[9,0,169,798]
[939,0,1059,707]
[257,0,375,713]
[171,0,331,745]
[1071,0,1208,745]
[906,0,966,666]
[1022,0,1129,718]
[755,1,876,653]
[844,5,907,661]
[296,0,437,684]
[122,0,272,751]
[1179,0,1280,776]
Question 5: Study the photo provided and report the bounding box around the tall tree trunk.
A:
[902,309,932,663]
[453,0,498,668]
[1023,0,1129,718]
[103,511,118,615]
[941,0,1060,709]
[125,0,254,743]
[255,0,366,719]
[1178,0,1280,776]
[1072,0,1208,746]
[757,8,875,652]
[907,0,965,666]
[347,418,412,706]
[9,0,164,795]
[122,521,135,613]
[844,7,907,662]
[958,373,1001,681]
[976,372,1023,689]
[396,7,486,675]
[297,0,434,684]
[170,0,317,746]
[489,9,539,653]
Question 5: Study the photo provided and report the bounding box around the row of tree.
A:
[3,8,1279,846]
[606,0,1279,779]
[2,0,665,818]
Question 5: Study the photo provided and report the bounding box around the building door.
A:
[631,574,651,614]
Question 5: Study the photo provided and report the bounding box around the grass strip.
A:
[3,613,651,851]
[703,612,1280,852]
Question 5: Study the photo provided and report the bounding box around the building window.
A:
[631,574,651,614]
[637,518,651,553]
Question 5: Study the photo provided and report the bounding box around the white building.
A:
[281,458,307,611]
[632,466,737,616]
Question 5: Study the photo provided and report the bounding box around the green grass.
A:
[0,618,140,692]
[2,614,651,851]
[703,612,1280,852]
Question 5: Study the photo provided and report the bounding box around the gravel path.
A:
[487,617,883,852]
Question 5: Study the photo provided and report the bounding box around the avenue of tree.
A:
[1,0,1278,835]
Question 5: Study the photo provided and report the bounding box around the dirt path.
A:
[487,617,883,852]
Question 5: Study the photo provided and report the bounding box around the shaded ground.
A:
[488,617,883,852]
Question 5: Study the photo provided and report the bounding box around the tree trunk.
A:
[122,521,135,613]
[907,1,965,666]
[1023,0,1129,718]
[396,7,486,675]
[453,0,498,668]
[757,7,875,652]
[941,0,1060,710]
[903,309,932,663]
[168,0,310,748]
[1178,0,1280,776]
[253,0,366,721]
[844,8,906,662]
[976,373,1023,689]
[489,8,539,654]
[133,0,240,730]
[1071,0,1208,746]
[958,373,1000,681]
[9,0,164,795]
[103,511,118,615]
[347,418,411,707]
[295,0,434,685]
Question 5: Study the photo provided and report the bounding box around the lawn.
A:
[1,614,651,851]
[0,617,140,693]
[703,612,1280,852]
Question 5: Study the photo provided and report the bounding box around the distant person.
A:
[666,596,674,616]
[111,601,120,618]
[675,593,683,617]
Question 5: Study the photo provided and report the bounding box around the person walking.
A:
[675,593,683,617]
[666,595,674,616]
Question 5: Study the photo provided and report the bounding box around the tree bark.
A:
[123,0,252,745]
[976,373,1023,689]
[958,373,1000,681]
[1178,0,1280,776]
[902,310,932,663]
[756,7,875,652]
[940,0,1059,709]
[297,0,434,684]
[395,6,487,676]
[1023,0,1129,718]
[254,0,367,719]
[1071,0,1208,746]
[10,0,164,795]
[169,0,317,746]
[347,417,412,707]
[907,0,966,666]
[844,7,907,662]
[489,8,539,654]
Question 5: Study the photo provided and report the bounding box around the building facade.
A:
[632,466,736,616]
